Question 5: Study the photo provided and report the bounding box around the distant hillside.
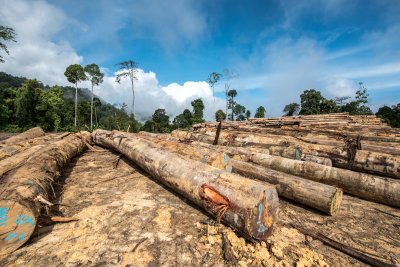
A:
[0,72,96,103]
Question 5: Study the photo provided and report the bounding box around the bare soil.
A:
[1,147,399,266]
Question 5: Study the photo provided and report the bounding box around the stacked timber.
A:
[173,113,400,210]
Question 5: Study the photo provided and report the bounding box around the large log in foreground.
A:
[138,134,342,215]
[0,127,45,145]
[0,132,91,256]
[93,130,279,241]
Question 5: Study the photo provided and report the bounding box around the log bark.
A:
[245,152,400,208]
[172,130,302,160]
[93,130,279,242]
[0,132,91,256]
[227,159,342,215]
[0,143,48,178]
[138,134,342,215]
[0,127,45,145]
[0,133,59,161]
[175,129,400,179]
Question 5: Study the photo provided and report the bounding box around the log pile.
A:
[0,118,399,264]
[173,113,400,210]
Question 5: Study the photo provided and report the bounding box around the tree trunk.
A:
[91,83,94,131]
[245,152,400,208]
[1,127,44,145]
[74,81,78,128]
[131,73,135,115]
[93,130,279,242]
[138,134,342,215]
[0,132,91,256]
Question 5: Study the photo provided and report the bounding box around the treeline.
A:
[283,84,400,128]
[0,72,140,132]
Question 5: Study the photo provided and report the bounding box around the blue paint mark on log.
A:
[5,232,18,241]
[256,203,266,233]
[14,214,34,227]
[0,207,9,227]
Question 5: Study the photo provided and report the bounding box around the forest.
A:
[0,71,399,133]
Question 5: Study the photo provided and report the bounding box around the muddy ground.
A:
[1,146,399,266]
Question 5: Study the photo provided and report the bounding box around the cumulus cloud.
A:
[0,0,222,121]
[86,69,225,121]
[0,0,82,85]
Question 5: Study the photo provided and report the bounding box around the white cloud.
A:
[0,0,221,122]
[0,0,82,85]
[87,69,225,121]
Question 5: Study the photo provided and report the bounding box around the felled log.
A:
[93,130,279,241]
[0,133,59,161]
[138,134,342,215]
[171,130,302,160]
[0,132,91,256]
[244,152,400,208]
[0,127,45,145]
[0,143,48,178]
[174,130,400,179]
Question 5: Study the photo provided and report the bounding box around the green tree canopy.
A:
[207,72,222,98]
[64,64,86,128]
[0,25,16,63]
[376,104,400,128]
[227,89,237,121]
[233,104,246,121]
[173,109,192,129]
[299,89,325,115]
[115,60,139,114]
[245,110,251,120]
[215,109,226,122]
[341,83,372,115]
[85,63,104,130]
[191,98,205,124]
[255,106,266,118]
[283,103,300,116]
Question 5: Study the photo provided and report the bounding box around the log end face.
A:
[0,200,36,257]
[247,189,279,241]
[329,188,343,216]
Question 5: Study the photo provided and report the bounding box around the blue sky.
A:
[1,0,399,120]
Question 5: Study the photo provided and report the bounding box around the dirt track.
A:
[1,146,399,266]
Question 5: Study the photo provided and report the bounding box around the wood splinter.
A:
[200,184,230,222]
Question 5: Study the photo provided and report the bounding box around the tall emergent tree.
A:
[223,69,238,120]
[84,63,104,130]
[115,60,139,115]
[255,106,266,118]
[0,26,16,63]
[227,89,237,121]
[64,64,87,128]
[207,72,222,100]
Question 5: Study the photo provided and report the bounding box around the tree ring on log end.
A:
[0,200,36,257]
[330,188,343,215]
